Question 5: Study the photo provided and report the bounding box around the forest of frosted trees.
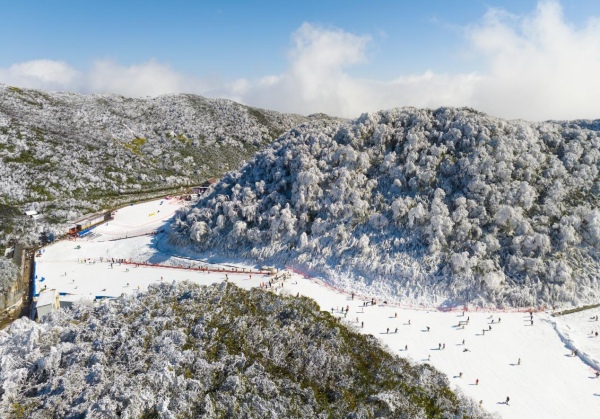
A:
[2,83,599,308]
[0,282,487,418]
[171,107,600,307]
[0,83,310,248]
[0,84,319,289]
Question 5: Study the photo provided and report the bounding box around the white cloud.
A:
[217,23,480,117]
[225,3,600,120]
[85,59,202,98]
[216,23,373,116]
[0,60,81,91]
[0,59,202,98]
[1,1,600,121]
[466,1,600,120]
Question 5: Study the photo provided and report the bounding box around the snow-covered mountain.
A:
[0,281,487,418]
[0,84,312,246]
[171,107,600,307]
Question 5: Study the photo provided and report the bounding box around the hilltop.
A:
[170,107,600,307]
[0,281,486,418]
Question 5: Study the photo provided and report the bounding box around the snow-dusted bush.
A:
[0,258,18,293]
[171,107,600,307]
[0,282,489,418]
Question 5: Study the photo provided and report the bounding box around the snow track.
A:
[33,198,600,418]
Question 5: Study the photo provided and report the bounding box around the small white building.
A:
[36,289,60,320]
[24,210,42,220]
[59,294,94,309]
[68,211,112,235]
[4,247,14,258]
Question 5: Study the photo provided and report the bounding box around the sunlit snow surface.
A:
[34,199,600,418]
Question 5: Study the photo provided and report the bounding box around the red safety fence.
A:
[286,264,545,313]
[122,260,272,276]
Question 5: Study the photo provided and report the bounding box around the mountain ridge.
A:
[170,106,600,307]
[0,84,320,248]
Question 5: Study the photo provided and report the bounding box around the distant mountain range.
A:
[170,107,600,307]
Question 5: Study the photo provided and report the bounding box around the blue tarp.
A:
[32,262,37,297]
[78,229,91,237]
[95,296,114,300]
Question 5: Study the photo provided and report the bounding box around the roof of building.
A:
[25,210,38,216]
[71,212,106,224]
[60,294,94,304]
[37,289,57,307]
[201,178,218,187]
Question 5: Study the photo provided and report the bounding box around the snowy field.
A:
[34,199,600,418]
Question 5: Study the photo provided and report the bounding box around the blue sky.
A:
[1,1,600,120]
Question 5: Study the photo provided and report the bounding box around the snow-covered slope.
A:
[28,197,600,418]
[171,107,600,307]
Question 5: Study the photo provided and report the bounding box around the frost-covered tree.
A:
[0,83,313,240]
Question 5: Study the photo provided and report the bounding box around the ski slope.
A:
[34,198,600,418]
